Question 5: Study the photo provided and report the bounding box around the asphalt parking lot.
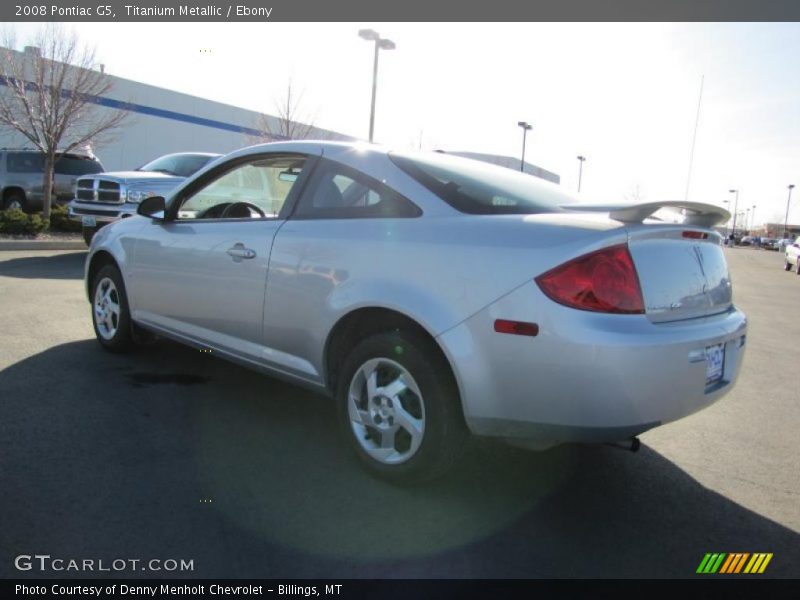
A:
[1,247,798,579]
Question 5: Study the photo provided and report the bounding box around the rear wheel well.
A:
[86,251,119,299]
[2,187,26,201]
[325,308,459,400]
[2,187,27,208]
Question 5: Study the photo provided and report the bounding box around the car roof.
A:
[0,148,100,160]
[154,152,223,158]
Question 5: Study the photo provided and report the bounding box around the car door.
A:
[263,157,423,380]
[129,152,316,361]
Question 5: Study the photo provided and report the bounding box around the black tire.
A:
[90,264,135,353]
[786,259,793,272]
[82,226,97,246]
[336,330,468,484]
[3,192,27,212]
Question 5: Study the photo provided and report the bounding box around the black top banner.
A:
[3,0,800,22]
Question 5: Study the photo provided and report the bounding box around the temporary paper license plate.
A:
[705,343,725,385]
[81,216,96,227]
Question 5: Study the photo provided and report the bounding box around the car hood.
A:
[79,171,185,186]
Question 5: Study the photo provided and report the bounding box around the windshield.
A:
[390,151,576,215]
[138,154,218,178]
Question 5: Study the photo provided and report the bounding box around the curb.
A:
[0,240,86,251]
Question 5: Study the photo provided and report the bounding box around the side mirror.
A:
[137,195,166,220]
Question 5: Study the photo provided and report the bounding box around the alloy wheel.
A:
[347,358,426,465]
[93,277,121,340]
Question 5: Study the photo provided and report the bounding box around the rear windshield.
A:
[54,155,104,175]
[6,152,103,175]
[389,151,576,215]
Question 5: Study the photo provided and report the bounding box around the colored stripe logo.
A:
[696,552,773,574]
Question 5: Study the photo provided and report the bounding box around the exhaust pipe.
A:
[605,437,641,452]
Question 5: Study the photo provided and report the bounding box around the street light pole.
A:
[577,155,586,192]
[751,204,756,233]
[358,29,395,143]
[729,189,739,237]
[785,185,795,238]
[517,121,532,172]
[745,208,750,232]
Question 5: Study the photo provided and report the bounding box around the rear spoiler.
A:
[560,201,730,227]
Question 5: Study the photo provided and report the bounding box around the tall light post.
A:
[358,29,395,143]
[745,208,750,233]
[751,204,757,234]
[576,155,586,192]
[729,189,739,237]
[517,121,532,172]
[785,184,795,238]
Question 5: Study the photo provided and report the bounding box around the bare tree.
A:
[251,79,319,144]
[406,129,442,152]
[623,183,646,204]
[0,25,128,220]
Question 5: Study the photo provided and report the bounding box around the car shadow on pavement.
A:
[0,251,86,280]
[2,338,798,579]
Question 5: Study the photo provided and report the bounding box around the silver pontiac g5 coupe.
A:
[85,141,747,482]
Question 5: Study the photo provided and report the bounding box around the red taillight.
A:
[682,231,708,239]
[535,244,645,314]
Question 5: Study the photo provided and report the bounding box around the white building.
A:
[1,45,559,182]
[0,46,352,172]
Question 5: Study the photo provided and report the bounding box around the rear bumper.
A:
[438,280,747,444]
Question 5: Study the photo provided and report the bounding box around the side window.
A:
[176,155,306,220]
[293,160,420,219]
[7,152,44,173]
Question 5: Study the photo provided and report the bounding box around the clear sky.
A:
[8,22,800,227]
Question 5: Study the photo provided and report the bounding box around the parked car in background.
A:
[0,148,104,212]
[83,141,747,482]
[739,236,753,246]
[784,237,800,272]
[777,238,794,252]
[68,152,221,245]
[761,238,778,251]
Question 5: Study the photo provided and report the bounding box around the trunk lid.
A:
[562,200,732,323]
[626,226,732,323]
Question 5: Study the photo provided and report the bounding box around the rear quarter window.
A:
[293,158,421,220]
[389,151,576,215]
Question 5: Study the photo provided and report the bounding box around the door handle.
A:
[226,243,256,262]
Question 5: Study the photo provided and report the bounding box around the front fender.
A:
[84,218,145,301]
